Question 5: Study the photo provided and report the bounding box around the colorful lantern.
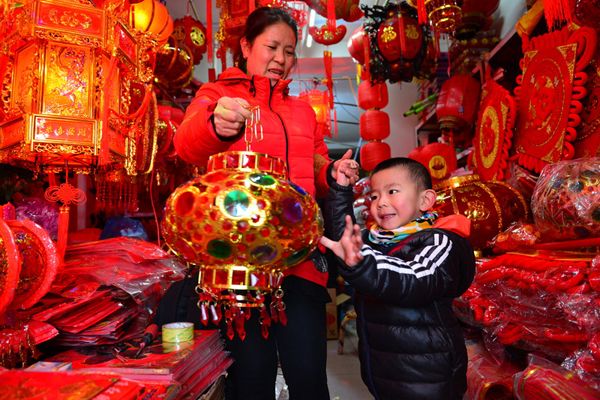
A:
[513,26,597,173]
[434,175,530,251]
[408,142,457,182]
[172,15,207,65]
[162,151,323,340]
[469,76,516,181]
[532,158,600,241]
[436,74,481,143]
[358,80,391,171]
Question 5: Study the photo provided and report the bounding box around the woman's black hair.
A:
[233,7,298,73]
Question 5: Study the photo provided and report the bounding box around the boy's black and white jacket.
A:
[324,181,476,400]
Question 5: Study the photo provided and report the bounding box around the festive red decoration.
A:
[172,16,208,65]
[357,80,389,110]
[573,0,600,33]
[301,0,363,23]
[455,0,499,40]
[155,36,195,90]
[359,110,390,141]
[436,74,481,136]
[377,11,423,62]
[347,26,366,64]
[360,141,391,172]
[574,44,600,158]
[406,0,462,34]
[513,26,597,173]
[543,0,572,30]
[408,142,457,182]
[0,217,19,315]
[309,24,347,45]
[434,175,530,250]
[469,77,516,181]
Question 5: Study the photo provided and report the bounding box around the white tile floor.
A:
[276,317,373,400]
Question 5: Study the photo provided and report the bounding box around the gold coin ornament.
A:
[162,151,324,340]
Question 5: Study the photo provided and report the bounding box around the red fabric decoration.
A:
[436,74,480,135]
[308,25,347,45]
[514,26,597,173]
[574,44,600,158]
[357,81,389,110]
[207,0,213,65]
[408,142,457,182]
[469,77,516,181]
[359,110,390,141]
[543,0,572,30]
[360,141,391,172]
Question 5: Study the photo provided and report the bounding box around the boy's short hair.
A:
[372,157,433,193]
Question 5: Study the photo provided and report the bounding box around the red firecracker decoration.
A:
[436,74,481,146]
[358,81,391,171]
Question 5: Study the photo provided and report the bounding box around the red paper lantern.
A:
[436,74,481,135]
[347,26,366,64]
[172,16,207,65]
[360,141,391,172]
[359,110,390,141]
[408,142,457,181]
[358,81,389,110]
[130,0,174,45]
[298,89,333,137]
[377,11,423,62]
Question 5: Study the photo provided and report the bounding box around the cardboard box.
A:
[326,288,338,339]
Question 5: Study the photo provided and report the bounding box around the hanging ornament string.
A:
[236,100,263,151]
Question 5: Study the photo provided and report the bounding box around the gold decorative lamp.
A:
[0,0,157,174]
[162,151,324,340]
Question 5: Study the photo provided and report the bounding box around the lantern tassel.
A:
[99,54,118,166]
[324,50,333,109]
[57,205,69,261]
[207,0,213,65]
[326,0,337,31]
[542,0,571,30]
[417,0,427,25]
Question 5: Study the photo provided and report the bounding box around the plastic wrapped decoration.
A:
[434,174,530,251]
[162,151,324,340]
[531,158,600,241]
[513,25,597,173]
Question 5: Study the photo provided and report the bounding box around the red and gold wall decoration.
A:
[469,77,516,181]
[513,25,597,173]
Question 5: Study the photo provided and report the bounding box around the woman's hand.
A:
[332,149,360,186]
[320,215,364,267]
[213,97,253,138]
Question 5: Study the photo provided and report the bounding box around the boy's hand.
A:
[332,149,360,186]
[320,215,364,267]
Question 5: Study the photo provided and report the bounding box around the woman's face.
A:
[241,22,296,86]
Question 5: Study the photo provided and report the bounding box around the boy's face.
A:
[369,167,429,230]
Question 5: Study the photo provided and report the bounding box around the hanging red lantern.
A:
[436,74,481,139]
[377,10,423,63]
[358,80,391,171]
[406,0,462,34]
[455,0,499,40]
[172,16,207,65]
[301,0,363,22]
[358,80,389,110]
[408,142,457,182]
[347,26,366,64]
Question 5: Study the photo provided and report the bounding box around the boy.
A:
[320,157,476,400]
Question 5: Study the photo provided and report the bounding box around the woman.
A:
[172,6,359,400]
